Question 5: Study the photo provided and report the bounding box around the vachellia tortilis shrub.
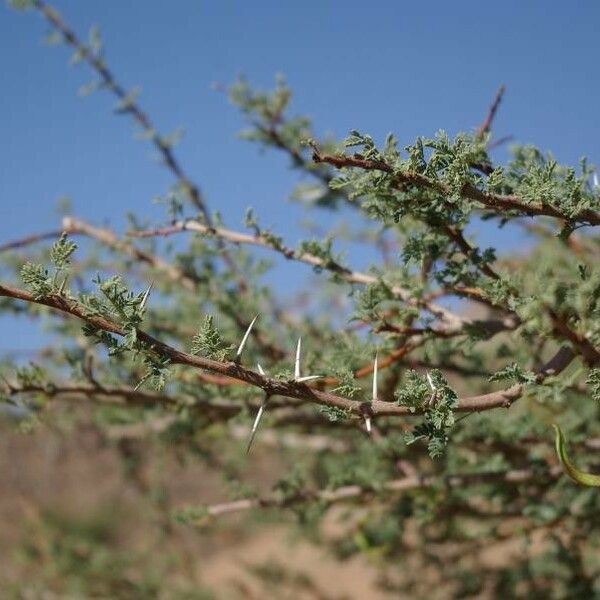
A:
[3,1,600,597]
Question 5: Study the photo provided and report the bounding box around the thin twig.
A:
[477,85,506,139]
[0,230,63,253]
[32,0,209,221]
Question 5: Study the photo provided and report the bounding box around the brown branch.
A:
[375,324,461,338]
[198,465,562,518]
[5,381,241,417]
[5,381,302,420]
[548,308,600,366]
[477,85,506,139]
[0,221,512,381]
[458,345,575,411]
[128,219,468,330]
[63,216,198,291]
[128,219,516,341]
[487,134,514,150]
[129,224,508,381]
[257,123,334,189]
[8,382,184,407]
[311,149,600,227]
[314,148,600,363]
[0,282,575,418]
[442,224,501,281]
[0,230,63,253]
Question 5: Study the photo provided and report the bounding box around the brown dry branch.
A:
[3,381,306,421]
[547,308,600,366]
[0,282,575,420]
[442,224,501,281]
[1,217,516,344]
[199,465,563,519]
[62,216,197,291]
[310,149,600,364]
[256,121,333,188]
[5,382,185,408]
[374,324,463,338]
[128,219,472,331]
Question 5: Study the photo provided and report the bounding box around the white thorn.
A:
[58,276,68,295]
[236,314,259,358]
[426,371,436,405]
[426,371,435,391]
[256,363,266,376]
[140,281,153,310]
[296,375,323,383]
[372,352,378,402]
[594,173,599,189]
[294,337,302,380]
[246,398,267,454]
[365,417,372,434]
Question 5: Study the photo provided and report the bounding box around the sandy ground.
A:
[0,417,392,599]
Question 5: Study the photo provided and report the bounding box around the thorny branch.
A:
[6,3,600,590]
[0,282,576,419]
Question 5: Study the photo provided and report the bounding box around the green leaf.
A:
[20,262,53,298]
[50,232,77,271]
[553,424,600,487]
[488,362,537,385]
[190,315,233,361]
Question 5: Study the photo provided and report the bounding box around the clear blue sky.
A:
[2,0,599,355]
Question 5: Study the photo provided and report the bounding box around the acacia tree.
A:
[3,1,600,597]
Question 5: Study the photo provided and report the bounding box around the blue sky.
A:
[2,0,599,356]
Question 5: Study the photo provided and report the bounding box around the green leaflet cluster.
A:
[396,370,459,458]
